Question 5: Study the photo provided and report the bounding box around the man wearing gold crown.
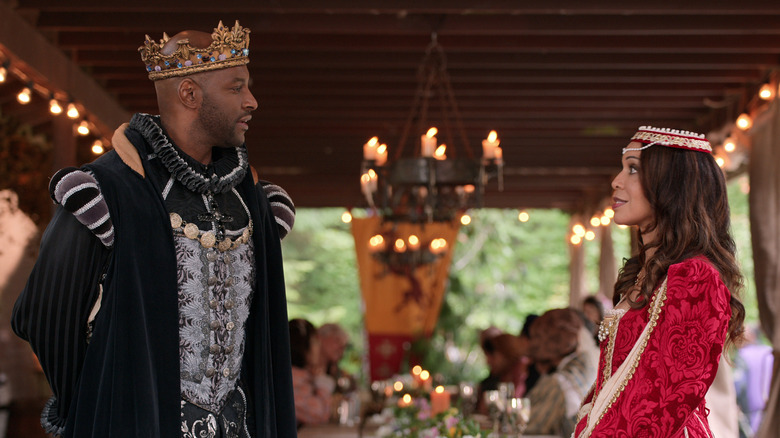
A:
[12,21,298,437]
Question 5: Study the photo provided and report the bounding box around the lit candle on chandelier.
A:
[368,234,386,252]
[494,147,503,165]
[430,238,448,255]
[421,127,437,157]
[482,130,500,159]
[363,136,379,160]
[407,235,421,251]
[433,144,447,160]
[375,143,388,166]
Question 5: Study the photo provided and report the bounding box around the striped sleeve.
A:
[11,205,112,431]
[525,374,566,436]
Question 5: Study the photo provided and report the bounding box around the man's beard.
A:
[198,94,240,148]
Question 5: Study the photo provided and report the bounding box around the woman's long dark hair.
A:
[614,144,745,350]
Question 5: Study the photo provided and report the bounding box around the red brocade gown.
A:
[573,257,731,438]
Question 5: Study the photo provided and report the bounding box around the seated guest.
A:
[476,326,503,411]
[582,295,605,345]
[317,322,354,392]
[289,318,334,428]
[525,308,597,438]
[518,314,540,394]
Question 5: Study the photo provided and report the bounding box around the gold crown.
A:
[139,20,250,81]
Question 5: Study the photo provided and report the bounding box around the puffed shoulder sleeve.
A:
[11,167,113,435]
[589,258,731,437]
[256,180,295,239]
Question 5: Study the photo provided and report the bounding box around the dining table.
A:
[297,423,558,438]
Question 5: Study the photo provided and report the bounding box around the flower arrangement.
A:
[375,397,482,438]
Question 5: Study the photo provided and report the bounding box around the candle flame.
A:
[367,136,378,146]
[412,365,422,375]
[487,130,498,143]
[377,143,387,154]
[434,144,447,159]
[435,386,445,394]
[426,127,438,138]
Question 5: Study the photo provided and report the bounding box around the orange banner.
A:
[352,216,459,336]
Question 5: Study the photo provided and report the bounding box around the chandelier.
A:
[359,33,504,270]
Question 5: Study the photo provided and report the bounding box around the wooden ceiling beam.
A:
[16,0,780,15]
[28,12,780,36]
[0,2,129,138]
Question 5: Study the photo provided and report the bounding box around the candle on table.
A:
[430,386,451,415]
[398,393,413,408]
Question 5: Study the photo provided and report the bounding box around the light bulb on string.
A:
[460,213,472,225]
[17,83,33,104]
[570,234,582,245]
[723,138,736,153]
[736,113,753,130]
[341,210,353,223]
[759,83,775,101]
[600,215,610,226]
[518,210,529,222]
[66,102,80,119]
[585,230,596,241]
[0,61,8,83]
[590,216,601,227]
[572,224,586,237]
[77,120,90,136]
[604,208,614,218]
[49,96,63,115]
[91,140,104,155]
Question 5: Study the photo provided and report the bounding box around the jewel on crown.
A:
[138,20,250,81]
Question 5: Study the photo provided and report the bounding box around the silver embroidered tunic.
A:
[176,228,254,413]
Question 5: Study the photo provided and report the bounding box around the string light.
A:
[585,230,596,241]
[460,213,472,225]
[518,210,529,222]
[590,216,601,227]
[600,215,610,226]
[723,138,736,153]
[715,156,725,168]
[572,224,586,237]
[77,120,90,136]
[341,210,353,223]
[91,140,104,155]
[570,234,582,245]
[759,83,775,101]
[604,208,614,218]
[0,61,8,83]
[66,102,80,119]
[736,113,753,130]
[17,83,33,104]
[49,95,63,115]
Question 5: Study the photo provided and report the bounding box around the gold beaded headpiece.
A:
[139,20,250,81]
[624,126,712,154]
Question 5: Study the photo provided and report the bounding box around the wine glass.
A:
[484,390,503,436]
[507,397,531,436]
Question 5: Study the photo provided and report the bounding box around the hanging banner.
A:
[351,216,459,380]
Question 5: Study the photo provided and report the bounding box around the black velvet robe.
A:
[12,121,298,437]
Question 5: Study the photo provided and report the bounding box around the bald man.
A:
[12,21,297,437]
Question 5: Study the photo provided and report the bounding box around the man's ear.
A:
[178,78,201,109]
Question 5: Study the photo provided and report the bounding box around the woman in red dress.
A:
[573,126,745,438]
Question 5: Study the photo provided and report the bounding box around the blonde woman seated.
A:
[289,319,335,428]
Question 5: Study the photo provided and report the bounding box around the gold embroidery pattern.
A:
[577,277,668,438]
